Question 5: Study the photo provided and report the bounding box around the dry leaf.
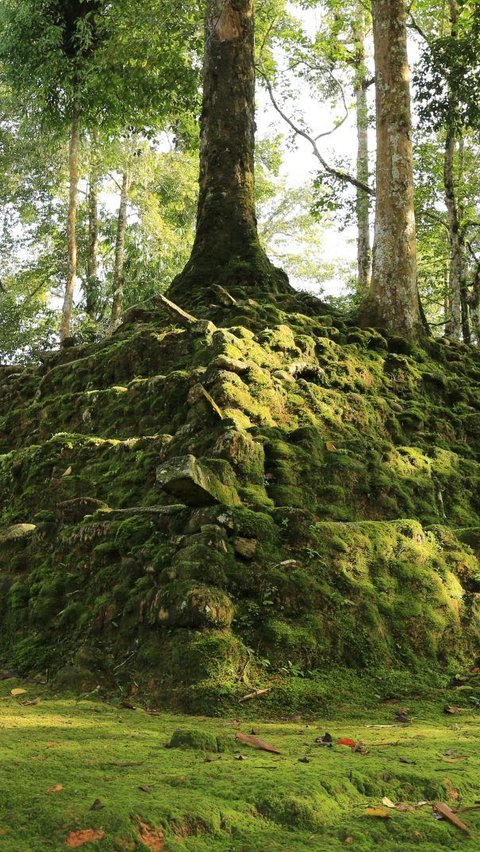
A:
[382,797,396,809]
[235,732,281,754]
[345,838,354,844]
[48,785,64,793]
[10,688,27,697]
[441,755,465,764]
[444,706,462,715]
[65,828,105,847]
[433,803,470,834]
[20,698,40,706]
[62,467,73,477]
[364,807,391,819]
[139,785,151,794]
[444,778,460,801]
[326,441,338,452]
[134,817,164,851]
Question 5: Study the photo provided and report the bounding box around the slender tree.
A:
[365,0,423,337]
[353,4,371,293]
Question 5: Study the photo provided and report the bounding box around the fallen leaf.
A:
[48,785,64,793]
[326,441,338,452]
[120,701,136,710]
[139,785,151,794]
[20,698,40,706]
[444,778,460,801]
[382,797,396,809]
[47,741,59,748]
[444,706,462,715]
[441,755,465,764]
[235,732,281,754]
[62,466,73,477]
[364,807,391,819]
[345,837,353,844]
[337,738,356,748]
[90,799,105,811]
[134,817,164,851]
[433,803,470,834]
[65,829,105,847]
[10,688,27,697]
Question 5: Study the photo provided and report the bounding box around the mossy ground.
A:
[0,679,479,851]
[1,283,480,706]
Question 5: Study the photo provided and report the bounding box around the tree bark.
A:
[443,0,470,343]
[170,0,289,302]
[85,129,100,319]
[367,0,422,337]
[110,169,132,330]
[60,104,81,342]
[353,8,371,293]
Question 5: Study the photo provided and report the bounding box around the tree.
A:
[0,0,200,339]
[366,0,423,337]
[170,0,290,303]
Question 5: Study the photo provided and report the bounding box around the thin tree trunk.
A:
[443,0,468,342]
[170,0,288,301]
[353,9,371,293]
[367,0,422,337]
[60,104,81,342]
[86,129,100,319]
[110,169,132,330]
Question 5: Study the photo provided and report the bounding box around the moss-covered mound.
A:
[0,285,479,708]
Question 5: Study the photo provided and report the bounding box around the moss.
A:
[167,729,233,752]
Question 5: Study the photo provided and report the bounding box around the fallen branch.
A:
[239,688,272,703]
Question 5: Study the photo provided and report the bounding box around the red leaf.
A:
[337,738,356,748]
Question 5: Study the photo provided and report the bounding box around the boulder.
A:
[156,455,240,507]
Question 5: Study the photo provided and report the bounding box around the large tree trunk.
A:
[170,0,288,303]
[110,169,132,330]
[353,8,371,293]
[366,0,422,337]
[85,130,100,319]
[60,104,81,342]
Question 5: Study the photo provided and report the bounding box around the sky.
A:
[255,2,366,296]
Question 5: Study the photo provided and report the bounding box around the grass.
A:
[0,683,479,850]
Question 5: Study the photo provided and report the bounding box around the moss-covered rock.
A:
[0,285,479,709]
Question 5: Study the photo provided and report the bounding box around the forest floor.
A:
[0,683,479,851]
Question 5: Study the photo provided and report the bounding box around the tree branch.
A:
[259,71,374,197]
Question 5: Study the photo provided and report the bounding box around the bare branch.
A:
[259,71,374,197]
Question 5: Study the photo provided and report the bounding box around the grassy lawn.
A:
[0,686,479,850]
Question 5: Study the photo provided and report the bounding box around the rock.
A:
[234,537,257,559]
[153,582,234,628]
[156,455,240,507]
[187,383,224,421]
[213,430,265,483]
[0,524,37,545]
[211,356,250,375]
[191,319,217,336]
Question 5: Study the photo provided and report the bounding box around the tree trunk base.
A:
[168,243,293,312]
